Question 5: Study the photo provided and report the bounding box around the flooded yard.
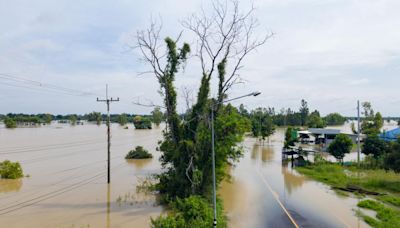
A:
[0,122,390,227]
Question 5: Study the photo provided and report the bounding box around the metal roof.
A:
[308,128,341,135]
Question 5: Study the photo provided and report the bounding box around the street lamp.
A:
[211,91,261,228]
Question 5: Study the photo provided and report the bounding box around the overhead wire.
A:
[0,162,126,215]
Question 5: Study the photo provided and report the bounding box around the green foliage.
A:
[250,107,275,140]
[299,99,309,126]
[118,113,128,126]
[323,113,347,125]
[362,136,388,159]
[328,134,353,162]
[133,116,152,129]
[44,113,52,124]
[384,139,400,173]
[4,117,16,128]
[377,195,400,207]
[151,196,226,228]
[307,110,326,128]
[69,115,77,125]
[357,199,400,228]
[151,107,164,126]
[125,146,153,159]
[297,162,400,194]
[87,112,102,125]
[0,160,23,179]
[360,102,383,136]
[284,127,298,148]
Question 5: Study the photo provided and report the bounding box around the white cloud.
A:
[0,0,399,116]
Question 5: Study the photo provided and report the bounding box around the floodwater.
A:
[0,123,164,227]
[0,121,394,227]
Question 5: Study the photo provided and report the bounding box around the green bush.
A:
[151,196,226,228]
[125,146,153,159]
[0,160,23,179]
[4,117,16,128]
[133,116,152,129]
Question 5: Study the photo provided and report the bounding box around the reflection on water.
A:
[281,164,305,194]
[126,159,153,170]
[221,127,370,228]
[251,143,274,163]
[0,179,23,193]
[107,184,110,228]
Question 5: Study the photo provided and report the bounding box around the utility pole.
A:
[357,100,361,165]
[97,84,119,183]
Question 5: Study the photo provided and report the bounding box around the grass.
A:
[358,199,400,227]
[296,163,400,194]
[296,162,400,227]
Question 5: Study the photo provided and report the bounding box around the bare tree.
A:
[182,0,273,103]
[181,86,194,110]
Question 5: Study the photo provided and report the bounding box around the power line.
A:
[0,162,125,215]
[0,73,101,97]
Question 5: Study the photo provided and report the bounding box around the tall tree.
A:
[307,110,325,128]
[299,99,309,126]
[136,0,268,199]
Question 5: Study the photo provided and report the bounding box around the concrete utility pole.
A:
[97,84,119,183]
[357,100,361,165]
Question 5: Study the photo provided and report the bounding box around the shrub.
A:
[4,117,16,128]
[151,196,226,228]
[0,160,23,179]
[125,146,153,159]
[133,116,152,129]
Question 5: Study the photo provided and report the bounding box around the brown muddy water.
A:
[0,121,396,227]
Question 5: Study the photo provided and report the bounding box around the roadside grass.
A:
[296,163,400,227]
[296,163,400,194]
[358,199,400,227]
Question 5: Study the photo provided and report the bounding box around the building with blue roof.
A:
[380,128,400,142]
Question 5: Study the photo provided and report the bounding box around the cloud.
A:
[0,0,399,116]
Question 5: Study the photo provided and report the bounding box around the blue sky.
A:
[0,0,399,116]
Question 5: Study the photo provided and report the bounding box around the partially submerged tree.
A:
[118,113,128,126]
[151,107,164,126]
[307,110,326,128]
[4,117,16,128]
[135,0,268,199]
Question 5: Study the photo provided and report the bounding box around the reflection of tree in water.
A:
[251,143,260,160]
[261,146,274,162]
[281,165,305,194]
[125,159,152,170]
[0,179,23,193]
[251,143,274,162]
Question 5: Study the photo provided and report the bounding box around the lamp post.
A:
[211,91,261,227]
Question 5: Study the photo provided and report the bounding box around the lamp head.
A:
[252,91,261,97]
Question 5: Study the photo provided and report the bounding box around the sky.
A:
[0,0,399,116]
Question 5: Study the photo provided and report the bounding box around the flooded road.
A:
[220,128,369,228]
[0,122,385,227]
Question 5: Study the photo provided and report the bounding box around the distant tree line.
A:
[1,109,165,129]
[238,99,348,132]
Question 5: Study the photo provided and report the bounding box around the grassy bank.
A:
[296,163,400,227]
